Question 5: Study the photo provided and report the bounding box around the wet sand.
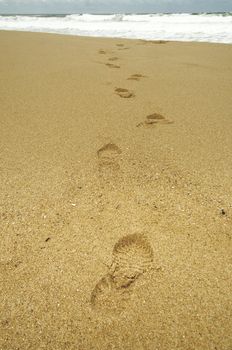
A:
[0,31,232,350]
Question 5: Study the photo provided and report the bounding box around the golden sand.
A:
[0,31,232,349]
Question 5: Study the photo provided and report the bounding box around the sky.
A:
[0,0,231,14]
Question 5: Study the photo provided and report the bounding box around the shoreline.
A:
[1,29,232,46]
[1,12,232,44]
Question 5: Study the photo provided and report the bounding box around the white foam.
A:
[0,13,231,43]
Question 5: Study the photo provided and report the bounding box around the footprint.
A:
[110,234,154,288]
[127,74,146,81]
[115,88,135,99]
[108,57,119,61]
[97,143,121,170]
[91,274,129,312]
[91,234,153,312]
[137,113,173,128]
[99,49,107,54]
[116,43,130,50]
[105,63,120,69]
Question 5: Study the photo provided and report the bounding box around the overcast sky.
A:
[0,0,231,14]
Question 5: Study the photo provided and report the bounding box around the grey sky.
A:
[0,0,231,14]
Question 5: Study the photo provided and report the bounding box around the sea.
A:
[0,13,232,44]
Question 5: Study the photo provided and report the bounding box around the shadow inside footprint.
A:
[115,88,135,99]
[146,113,165,124]
[111,233,154,288]
[108,57,119,61]
[99,49,107,54]
[137,113,173,127]
[127,74,146,81]
[97,143,121,170]
[91,234,154,313]
[106,63,120,69]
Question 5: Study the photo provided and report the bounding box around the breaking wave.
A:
[0,13,232,43]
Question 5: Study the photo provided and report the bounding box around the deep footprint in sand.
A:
[137,113,173,127]
[99,49,107,54]
[110,234,154,288]
[91,234,153,312]
[97,143,122,171]
[115,88,135,99]
[127,74,146,81]
[105,63,120,69]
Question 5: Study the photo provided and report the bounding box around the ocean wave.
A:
[0,13,232,43]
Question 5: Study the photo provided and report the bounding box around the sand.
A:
[0,31,232,350]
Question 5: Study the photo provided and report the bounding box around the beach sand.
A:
[0,31,232,350]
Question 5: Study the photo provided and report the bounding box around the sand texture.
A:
[0,31,232,350]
